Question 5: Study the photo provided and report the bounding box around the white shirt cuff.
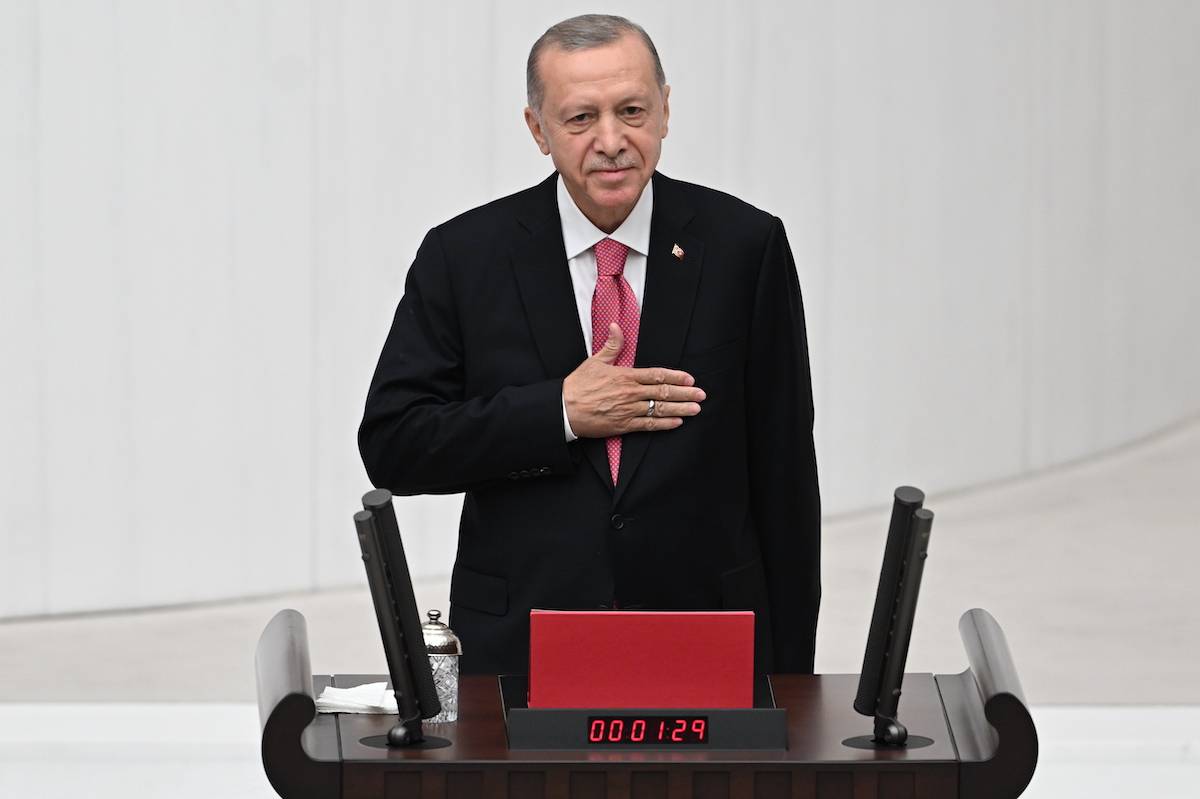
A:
[562,392,578,442]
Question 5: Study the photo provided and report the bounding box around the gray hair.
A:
[526,14,666,114]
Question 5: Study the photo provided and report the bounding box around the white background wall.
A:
[2,0,1198,618]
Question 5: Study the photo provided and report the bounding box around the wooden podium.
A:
[255,609,1037,799]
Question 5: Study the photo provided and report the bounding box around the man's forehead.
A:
[540,37,658,103]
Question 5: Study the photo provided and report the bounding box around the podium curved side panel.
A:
[937,608,1038,799]
[255,610,342,799]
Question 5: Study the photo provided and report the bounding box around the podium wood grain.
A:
[332,673,957,799]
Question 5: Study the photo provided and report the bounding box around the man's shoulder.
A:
[655,173,778,238]
[434,175,555,241]
[427,171,780,247]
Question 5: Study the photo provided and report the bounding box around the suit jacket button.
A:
[508,471,518,480]
[610,514,624,530]
[519,469,530,478]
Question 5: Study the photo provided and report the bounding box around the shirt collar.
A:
[556,173,654,260]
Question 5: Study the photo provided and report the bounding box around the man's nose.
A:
[593,113,625,158]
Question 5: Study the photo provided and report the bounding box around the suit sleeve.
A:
[358,226,576,495]
[745,216,822,673]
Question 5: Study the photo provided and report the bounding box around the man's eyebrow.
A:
[559,93,652,116]
[561,100,599,115]
[615,94,651,106]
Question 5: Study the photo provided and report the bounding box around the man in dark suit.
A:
[359,14,820,675]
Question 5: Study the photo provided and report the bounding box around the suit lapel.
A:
[510,173,612,490]
[613,173,703,505]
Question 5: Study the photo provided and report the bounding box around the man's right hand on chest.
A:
[562,323,706,440]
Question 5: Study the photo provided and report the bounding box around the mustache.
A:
[587,157,638,172]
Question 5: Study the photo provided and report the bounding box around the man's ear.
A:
[524,107,552,155]
[660,84,671,139]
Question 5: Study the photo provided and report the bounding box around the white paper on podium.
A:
[314,681,397,714]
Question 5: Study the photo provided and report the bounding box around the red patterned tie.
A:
[591,238,639,485]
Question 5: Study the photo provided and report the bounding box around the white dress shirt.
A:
[557,174,654,441]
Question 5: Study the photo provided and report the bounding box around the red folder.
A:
[527,609,754,709]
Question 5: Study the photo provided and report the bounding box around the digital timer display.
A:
[586,716,709,745]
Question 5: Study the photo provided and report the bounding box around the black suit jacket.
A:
[359,170,820,675]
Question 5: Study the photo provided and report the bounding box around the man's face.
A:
[525,33,670,232]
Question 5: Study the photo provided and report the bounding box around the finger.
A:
[593,322,624,364]
[638,382,707,403]
[630,366,695,387]
[630,415,684,433]
[647,400,702,418]
[617,399,698,425]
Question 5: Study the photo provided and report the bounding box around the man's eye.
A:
[623,106,644,116]
[569,113,590,123]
